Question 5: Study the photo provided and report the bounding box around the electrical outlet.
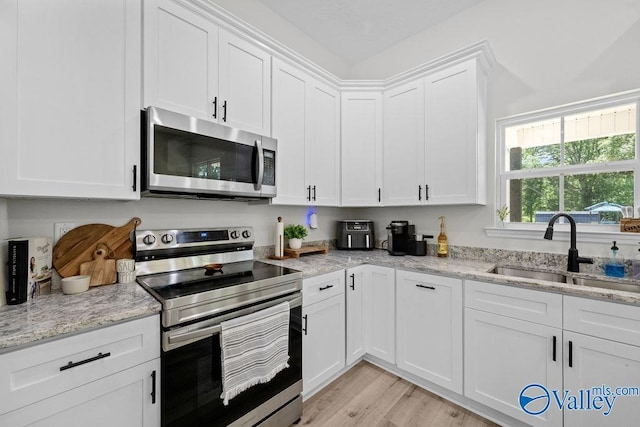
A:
[54,222,75,243]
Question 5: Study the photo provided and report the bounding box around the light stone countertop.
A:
[261,249,640,307]
[0,281,161,353]
[3,248,640,354]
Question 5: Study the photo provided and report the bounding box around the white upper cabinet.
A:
[382,80,425,206]
[0,0,141,200]
[144,0,271,135]
[424,59,487,205]
[382,57,488,206]
[271,58,340,206]
[143,0,218,120]
[341,92,384,206]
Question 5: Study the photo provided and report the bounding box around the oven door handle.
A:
[166,293,302,349]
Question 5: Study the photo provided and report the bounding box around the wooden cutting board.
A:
[53,217,141,278]
[79,244,117,286]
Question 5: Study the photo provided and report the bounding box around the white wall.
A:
[348,0,640,258]
[5,198,345,247]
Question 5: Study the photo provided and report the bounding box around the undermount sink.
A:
[571,277,640,293]
[490,266,568,283]
[490,265,640,293]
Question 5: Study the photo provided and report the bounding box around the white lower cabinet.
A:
[396,270,462,393]
[302,271,346,396]
[346,265,395,365]
[0,359,160,427]
[0,315,160,426]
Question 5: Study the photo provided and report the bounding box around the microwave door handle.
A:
[254,139,264,191]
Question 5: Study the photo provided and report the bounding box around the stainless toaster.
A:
[336,220,375,250]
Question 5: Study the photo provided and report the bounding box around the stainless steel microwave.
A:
[141,107,277,200]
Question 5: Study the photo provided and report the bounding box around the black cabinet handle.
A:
[416,284,435,290]
[302,314,308,335]
[425,184,429,201]
[418,185,422,201]
[568,340,573,367]
[319,284,334,291]
[378,188,381,203]
[350,274,355,290]
[151,370,157,404]
[60,352,111,371]
[132,165,137,192]
[312,185,317,201]
[212,97,217,118]
[307,185,311,201]
[222,100,227,122]
[552,336,556,362]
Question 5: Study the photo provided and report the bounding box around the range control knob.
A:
[242,230,251,239]
[230,230,240,239]
[161,234,174,244]
[142,234,156,245]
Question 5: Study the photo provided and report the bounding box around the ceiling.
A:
[255,0,485,64]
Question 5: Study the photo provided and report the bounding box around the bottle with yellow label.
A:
[437,216,448,258]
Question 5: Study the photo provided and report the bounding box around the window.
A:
[497,91,639,228]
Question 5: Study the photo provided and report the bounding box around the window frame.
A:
[493,89,640,241]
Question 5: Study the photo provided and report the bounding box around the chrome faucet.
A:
[543,213,593,273]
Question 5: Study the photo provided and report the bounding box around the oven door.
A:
[161,292,302,427]
[145,106,276,199]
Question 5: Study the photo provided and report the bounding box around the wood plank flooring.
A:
[298,362,500,427]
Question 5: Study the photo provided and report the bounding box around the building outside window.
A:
[497,91,639,228]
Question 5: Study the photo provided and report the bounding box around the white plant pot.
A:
[288,238,302,249]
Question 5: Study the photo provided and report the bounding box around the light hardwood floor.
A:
[298,362,499,427]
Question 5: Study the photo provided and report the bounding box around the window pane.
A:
[564,171,634,224]
[507,177,559,222]
[564,134,635,166]
[505,118,561,171]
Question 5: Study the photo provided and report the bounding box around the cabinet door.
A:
[218,30,271,136]
[341,92,383,206]
[346,266,366,365]
[396,270,462,393]
[0,359,160,427]
[464,309,562,427]
[302,294,346,395]
[424,59,486,205]
[306,80,341,206]
[0,0,141,200]
[382,80,425,206]
[143,0,219,120]
[564,331,640,427]
[271,59,309,205]
[365,266,395,364]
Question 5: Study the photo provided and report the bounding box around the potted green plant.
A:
[284,224,308,249]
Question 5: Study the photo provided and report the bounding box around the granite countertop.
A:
[0,281,161,353]
[261,249,640,306]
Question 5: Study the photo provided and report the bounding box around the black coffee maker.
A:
[386,220,432,256]
[386,220,412,256]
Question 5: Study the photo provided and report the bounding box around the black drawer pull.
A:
[552,335,557,361]
[302,315,308,335]
[350,274,355,290]
[416,284,435,290]
[319,284,334,291]
[151,370,157,404]
[212,97,217,118]
[60,352,111,371]
[568,340,573,367]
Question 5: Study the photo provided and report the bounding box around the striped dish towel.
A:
[220,301,290,406]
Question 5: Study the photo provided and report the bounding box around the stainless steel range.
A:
[135,226,303,427]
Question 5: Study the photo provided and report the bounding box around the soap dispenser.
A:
[604,241,625,278]
[633,242,640,279]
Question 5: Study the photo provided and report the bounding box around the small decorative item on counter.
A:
[604,241,625,278]
[633,242,640,279]
[275,217,285,258]
[437,216,448,258]
[61,275,90,295]
[620,218,640,233]
[496,204,509,227]
[283,224,308,250]
[118,271,137,283]
[79,243,117,286]
[6,236,52,304]
[116,258,135,273]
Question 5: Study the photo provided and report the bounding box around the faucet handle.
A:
[577,256,594,265]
